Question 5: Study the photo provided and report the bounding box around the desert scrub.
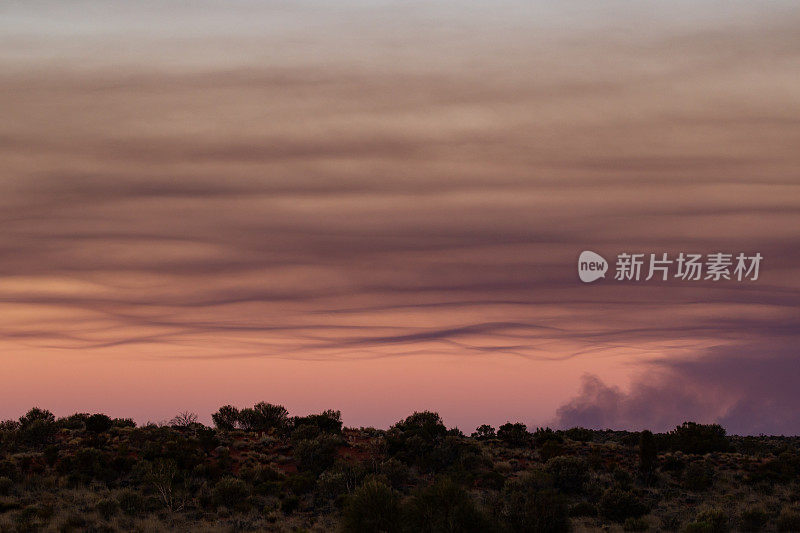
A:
[684,509,729,533]
[0,476,11,496]
[341,480,401,533]
[545,456,589,493]
[599,488,649,522]
[212,477,250,510]
[684,460,715,491]
[777,505,800,532]
[623,516,650,531]
[96,497,119,520]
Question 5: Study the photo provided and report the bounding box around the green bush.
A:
[212,477,250,509]
[96,497,119,520]
[0,476,12,496]
[85,414,113,433]
[545,456,589,493]
[212,405,240,431]
[497,423,529,447]
[599,488,648,523]
[19,407,55,428]
[58,512,89,532]
[639,430,657,475]
[117,489,145,515]
[623,516,649,531]
[533,427,563,446]
[472,424,496,440]
[293,410,343,434]
[500,485,570,533]
[564,427,593,443]
[669,422,729,454]
[341,480,401,533]
[295,434,341,474]
[777,506,800,532]
[685,509,729,533]
[569,501,597,517]
[740,507,768,532]
[683,461,714,491]
[403,477,492,533]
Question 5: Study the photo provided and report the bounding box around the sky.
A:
[1,1,799,434]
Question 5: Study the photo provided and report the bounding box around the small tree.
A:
[639,430,657,481]
[19,407,55,428]
[472,424,496,440]
[212,405,240,431]
[497,422,529,447]
[169,411,198,428]
[342,480,401,533]
[85,414,113,433]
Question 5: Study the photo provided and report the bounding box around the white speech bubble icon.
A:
[578,251,608,283]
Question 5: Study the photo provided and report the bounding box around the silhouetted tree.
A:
[472,424,496,440]
[211,405,240,431]
[19,407,55,428]
[497,423,529,447]
[669,422,729,454]
[639,430,657,481]
[85,414,113,433]
[169,411,198,428]
[342,480,401,533]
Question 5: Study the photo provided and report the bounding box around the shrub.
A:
[533,427,563,446]
[212,405,240,431]
[240,402,290,433]
[386,411,449,471]
[403,477,492,533]
[500,484,570,533]
[599,488,648,522]
[392,411,448,441]
[293,410,343,434]
[169,411,198,428]
[545,456,589,493]
[740,507,768,532]
[96,497,119,520]
[57,413,89,430]
[777,506,800,532]
[623,516,649,531]
[540,440,565,461]
[281,493,300,514]
[569,501,597,517]
[380,458,411,489]
[85,414,113,433]
[685,509,729,533]
[684,461,714,491]
[669,422,729,454]
[564,427,593,443]
[639,430,657,475]
[0,476,11,496]
[212,477,250,509]
[112,417,136,428]
[19,407,55,428]
[18,418,57,448]
[472,424,496,440]
[295,434,341,474]
[58,512,88,532]
[292,423,320,442]
[341,480,401,533]
[117,489,145,515]
[497,423,529,447]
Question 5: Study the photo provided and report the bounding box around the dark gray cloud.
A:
[554,340,800,435]
[1,0,799,429]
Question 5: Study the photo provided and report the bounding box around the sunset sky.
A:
[1,1,799,434]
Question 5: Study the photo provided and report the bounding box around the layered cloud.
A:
[0,1,798,429]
